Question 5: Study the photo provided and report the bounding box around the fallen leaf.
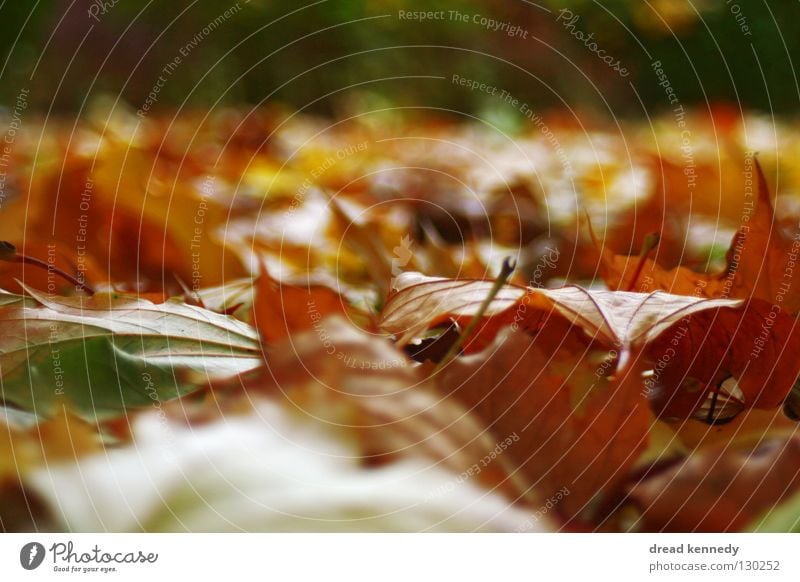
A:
[433,328,651,524]
[252,263,351,344]
[0,286,261,418]
[597,159,800,311]
[380,272,742,354]
[628,434,800,532]
[645,299,800,420]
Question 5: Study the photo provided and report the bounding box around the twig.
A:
[434,256,517,373]
[0,241,95,295]
[626,233,660,292]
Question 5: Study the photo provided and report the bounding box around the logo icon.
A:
[20,542,45,570]
[391,235,414,276]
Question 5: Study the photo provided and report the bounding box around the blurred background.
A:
[1,0,798,119]
[3,0,800,536]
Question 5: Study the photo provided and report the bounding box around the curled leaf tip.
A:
[643,232,661,252]
[500,256,517,277]
[625,232,661,292]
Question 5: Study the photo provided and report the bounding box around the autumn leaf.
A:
[596,159,800,311]
[382,272,799,428]
[4,89,800,535]
[628,434,800,532]
[380,272,742,354]
[252,263,351,344]
[432,328,651,524]
[645,298,800,421]
[380,272,526,347]
[0,286,261,418]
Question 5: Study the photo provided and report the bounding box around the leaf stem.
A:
[0,241,95,295]
[705,387,721,424]
[626,233,660,292]
[433,256,516,373]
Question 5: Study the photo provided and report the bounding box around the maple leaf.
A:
[251,262,352,344]
[432,328,651,524]
[645,299,800,421]
[382,272,799,427]
[596,159,800,312]
[4,98,800,535]
[380,272,742,355]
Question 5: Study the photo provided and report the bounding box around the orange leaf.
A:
[252,263,350,344]
[646,299,800,420]
[381,272,741,353]
[434,329,651,523]
[596,159,800,311]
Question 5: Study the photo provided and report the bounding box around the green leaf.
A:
[0,287,262,419]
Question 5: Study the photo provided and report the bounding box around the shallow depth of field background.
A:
[1,0,797,119]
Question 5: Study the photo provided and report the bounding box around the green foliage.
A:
[1,1,799,115]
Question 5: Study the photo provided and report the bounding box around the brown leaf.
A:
[628,435,800,531]
[381,272,741,353]
[252,263,350,344]
[597,159,800,312]
[255,316,533,501]
[433,329,651,523]
[646,299,800,420]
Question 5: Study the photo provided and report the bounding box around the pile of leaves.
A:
[1,101,799,532]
